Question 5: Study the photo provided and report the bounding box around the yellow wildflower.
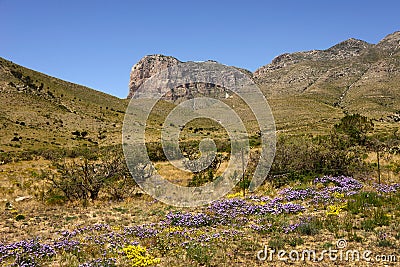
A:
[326,203,347,216]
[332,192,345,199]
[226,192,243,199]
[122,245,160,267]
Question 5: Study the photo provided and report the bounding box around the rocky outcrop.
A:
[128,54,181,98]
[128,56,252,100]
[326,38,372,58]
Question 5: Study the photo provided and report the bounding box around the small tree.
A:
[333,113,374,147]
[186,153,224,187]
[43,148,138,202]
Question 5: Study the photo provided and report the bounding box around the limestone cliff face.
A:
[127,54,180,98]
[127,56,247,101]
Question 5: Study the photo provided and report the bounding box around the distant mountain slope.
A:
[254,31,400,119]
[0,57,128,152]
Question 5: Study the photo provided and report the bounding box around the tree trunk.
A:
[377,148,381,184]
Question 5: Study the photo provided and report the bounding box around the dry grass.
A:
[1,165,400,266]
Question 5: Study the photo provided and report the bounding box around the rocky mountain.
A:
[128,54,181,98]
[255,38,372,73]
[128,55,237,101]
[128,32,400,124]
[253,31,400,118]
[376,31,400,51]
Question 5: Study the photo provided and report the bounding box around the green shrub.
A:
[15,214,25,221]
[377,239,392,247]
[288,236,304,247]
[361,219,375,231]
[268,236,285,250]
[187,153,224,187]
[361,208,389,231]
[185,243,214,266]
[372,208,390,227]
[296,218,322,236]
[347,192,382,214]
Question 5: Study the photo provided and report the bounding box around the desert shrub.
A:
[105,169,139,201]
[296,218,322,236]
[71,130,89,139]
[36,148,67,160]
[188,168,216,187]
[361,208,389,231]
[288,236,304,247]
[11,136,20,142]
[0,152,13,164]
[186,153,224,187]
[145,142,167,162]
[42,148,138,202]
[333,113,374,147]
[185,243,214,267]
[268,132,371,187]
[10,69,23,79]
[81,131,88,138]
[35,147,100,161]
[377,239,392,247]
[265,114,378,187]
[15,214,25,221]
[268,236,286,250]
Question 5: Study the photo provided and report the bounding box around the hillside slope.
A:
[0,57,128,152]
[254,31,400,120]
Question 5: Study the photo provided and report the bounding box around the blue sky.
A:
[1,0,399,98]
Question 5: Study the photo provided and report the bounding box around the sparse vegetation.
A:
[2,33,400,266]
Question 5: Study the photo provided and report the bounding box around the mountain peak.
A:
[255,37,373,76]
[377,31,400,51]
[379,31,400,42]
[128,54,181,98]
[327,38,372,52]
[325,38,372,59]
[127,55,254,98]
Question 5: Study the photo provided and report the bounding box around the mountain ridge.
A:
[252,31,400,119]
[1,30,399,153]
[128,31,400,116]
